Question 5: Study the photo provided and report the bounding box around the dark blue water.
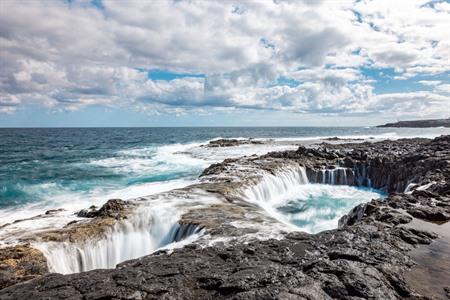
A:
[1,127,448,211]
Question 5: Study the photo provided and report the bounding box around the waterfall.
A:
[286,165,376,188]
[308,167,353,186]
[242,165,309,229]
[34,205,202,274]
[244,166,309,204]
[169,223,203,242]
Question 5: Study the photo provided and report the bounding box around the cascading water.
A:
[316,167,352,185]
[34,203,203,274]
[244,165,385,233]
[306,165,375,188]
[244,166,309,204]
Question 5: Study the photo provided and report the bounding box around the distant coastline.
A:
[377,118,450,128]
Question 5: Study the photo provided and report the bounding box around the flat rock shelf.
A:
[1,136,450,300]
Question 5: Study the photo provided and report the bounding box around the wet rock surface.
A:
[33,199,135,245]
[1,136,450,299]
[76,199,129,219]
[203,138,264,148]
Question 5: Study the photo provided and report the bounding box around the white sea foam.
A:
[33,193,221,274]
[0,179,196,245]
[189,143,297,162]
[243,166,383,233]
[90,142,210,174]
[278,184,382,233]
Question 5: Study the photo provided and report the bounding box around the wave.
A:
[90,142,209,175]
[256,128,450,143]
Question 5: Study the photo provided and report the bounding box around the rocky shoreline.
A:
[1,136,449,299]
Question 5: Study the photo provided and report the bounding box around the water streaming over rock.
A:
[34,205,202,274]
[244,165,377,204]
[244,166,309,204]
[243,165,384,233]
[307,167,354,185]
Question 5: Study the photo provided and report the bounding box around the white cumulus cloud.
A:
[0,0,449,119]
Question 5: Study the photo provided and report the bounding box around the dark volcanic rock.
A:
[203,138,264,148]
[77,199,128,219]
[407,207,450,223]
[44,208,65,215]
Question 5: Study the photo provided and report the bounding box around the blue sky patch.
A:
[147,69,205,81]
[362,67,449,93]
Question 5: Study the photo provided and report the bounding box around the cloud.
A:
[0,95,20,113]
[371,91,450,117]
[418,80,442,86]
[435,83,450,94]
[0,0,449,119]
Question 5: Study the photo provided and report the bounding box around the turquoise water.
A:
[275,184,385,233]
[0,127,448,213]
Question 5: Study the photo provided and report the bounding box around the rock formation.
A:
[203,138,264,148]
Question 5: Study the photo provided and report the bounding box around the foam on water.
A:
[91,142,210,175]
[33,193,221,274]
[0,179,196,244]
[276,184,383,233]
[0,141,212,232]
[190,143,297,162]
[244,166,384,233]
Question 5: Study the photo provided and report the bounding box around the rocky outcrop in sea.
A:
[1,136,449,299]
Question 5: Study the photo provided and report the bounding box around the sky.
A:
[0,0,449,127]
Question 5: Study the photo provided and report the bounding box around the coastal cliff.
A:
[1,136,449,299]
[377,118,450,128]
